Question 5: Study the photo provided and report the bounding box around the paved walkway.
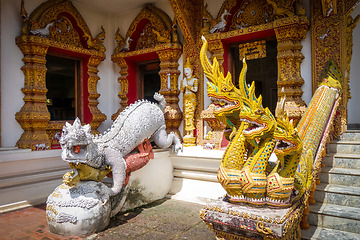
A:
[0,198,216,240]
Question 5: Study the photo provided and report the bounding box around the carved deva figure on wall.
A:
[180,58,199,147]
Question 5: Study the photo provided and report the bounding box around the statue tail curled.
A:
[154,92,166,111]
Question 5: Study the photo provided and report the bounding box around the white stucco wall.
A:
[1,0,24,147]
[300,0,312,105]
[349,5,360,124]
[0,0,119,147]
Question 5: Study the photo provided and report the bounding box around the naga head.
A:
[59,118,102,168]
[239,80,276,140]
[200,36,245,131]
[274,89,303,157]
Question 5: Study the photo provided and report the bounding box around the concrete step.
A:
[323,153,360,169]
[340,130,360,141]
[173,169,218,182]
[327,140,360,154]
[301,225,360,240]
[319,167,360,187]
[308,202,360,234]
[314,183,360,208]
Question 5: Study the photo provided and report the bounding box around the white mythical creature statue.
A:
[210,9,231,34]
[47,93,182,236]
[59,92,182,197]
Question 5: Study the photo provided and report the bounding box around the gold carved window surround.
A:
[112,4,183,138]
[16,0,106,150]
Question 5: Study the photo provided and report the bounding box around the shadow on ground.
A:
[93,198,216,240]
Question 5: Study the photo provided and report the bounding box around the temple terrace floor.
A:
[0,198,216,240]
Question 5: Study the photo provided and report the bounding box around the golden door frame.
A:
[15,0,106,150]
[197,0,309,145]
[112,4,183,137]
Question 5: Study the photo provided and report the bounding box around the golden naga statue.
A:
[180,58,199,146]
[200,36,341,207]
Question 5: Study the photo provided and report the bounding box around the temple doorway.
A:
[137,61,161,103]
[230,38,278,115]
[46,54,81,121]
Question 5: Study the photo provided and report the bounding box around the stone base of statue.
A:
[200,196,305,240]
[46,182,112,236]
[183,135,196,147]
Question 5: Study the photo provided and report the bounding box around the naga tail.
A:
[153,92,166,112]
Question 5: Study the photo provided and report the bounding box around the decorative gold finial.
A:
[184,58,193,70]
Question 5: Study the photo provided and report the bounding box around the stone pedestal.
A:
[200,197,304,239]
[46,182,111,236]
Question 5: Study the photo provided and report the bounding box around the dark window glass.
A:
[46,54,80,121]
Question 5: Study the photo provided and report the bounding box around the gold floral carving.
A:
[239,40,266,60]
[125,4,173,48]
[157,47,183,137]
[256,222,273,235]
[310,0,359,138]
[88,55,107,135]
[24,0,92,41]
[43,15,82,47]
[47,121,67,146]
[135,23,159,50]
[230,0,275,30]
[15,38,50,150]
[198,104,225,150]
[112,5,184,135]
[111,57,129,121]
[168,0,202,45]
[16,0,106,149]
[321,0,337,17]
[274,15,309,125]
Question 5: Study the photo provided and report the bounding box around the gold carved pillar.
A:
[15,36,51,150]
[156,45,183,137]
[274,16,309,125]
[208,37,225,73]
[311,1,357,137]
[88,55,107,135]
[111,56,129,121]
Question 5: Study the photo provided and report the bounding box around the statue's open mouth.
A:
[210,96,237,111]
[241,119,265,134]
[64,143,89,161]
[275,140,295,150]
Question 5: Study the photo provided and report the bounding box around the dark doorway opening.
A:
[46,54,81,121]
[138,61,161,103]
[230,39,278,115]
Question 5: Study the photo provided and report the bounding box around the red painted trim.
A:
[126,59,138,104]
[57,12,88,48]
[47,47,92,124]
[123,51,159,104]
[225,0,243,32]
[129,18,151,51]
[82,57,91,123]
[125,51,158,62]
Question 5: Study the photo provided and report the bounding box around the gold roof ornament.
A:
[184,58,193,70]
